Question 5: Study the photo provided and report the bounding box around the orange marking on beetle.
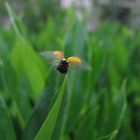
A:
[67,57,81,63]
[54,51,64,58]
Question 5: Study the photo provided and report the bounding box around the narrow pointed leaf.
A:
[34,76,67,140]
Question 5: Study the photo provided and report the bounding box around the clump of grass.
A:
[0,2,140,140]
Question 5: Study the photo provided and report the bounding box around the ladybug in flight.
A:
[39,50,91,74]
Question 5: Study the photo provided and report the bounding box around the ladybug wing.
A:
[39,50,64,65]
[67,56,92,70]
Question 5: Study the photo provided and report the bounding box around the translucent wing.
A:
[67,56,92,70]
[67,57,81,63]
[53,51,64,58]
[39,50,64,66]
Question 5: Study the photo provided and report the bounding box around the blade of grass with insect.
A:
[1,3,140,140]
[34,76,67,140]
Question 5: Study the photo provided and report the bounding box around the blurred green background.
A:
[0,0,140,140]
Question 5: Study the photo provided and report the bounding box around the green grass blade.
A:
[11,39,46,101]
[96,130,118,140]
[96,80,127,140]
[22,85,56,140]
[116,79,127,130]
[0,95,16,140]
[34,76,67,140]
[5,2,23,40]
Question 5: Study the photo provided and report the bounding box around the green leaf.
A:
[64,18,87,56]
[5,2,23,40]
[22,86,56,140]
[0,95,16,140]
[11,39,46,101]
[96,130,118,140]
[34,76,67,140]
